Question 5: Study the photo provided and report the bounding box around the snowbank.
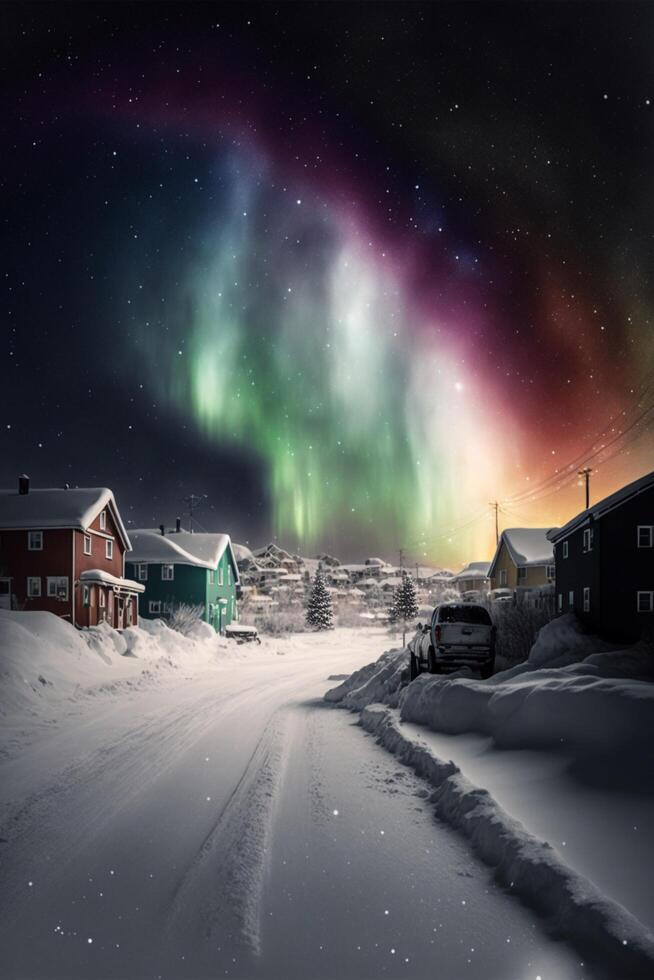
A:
[0,610,231,748]
[326,614,654,755]
[323,646,406,709]
[360,704,654,978]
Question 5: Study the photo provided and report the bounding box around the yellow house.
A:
[488,528,556,591]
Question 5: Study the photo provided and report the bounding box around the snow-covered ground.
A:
[326,615,654,977]
[0,611,597,979]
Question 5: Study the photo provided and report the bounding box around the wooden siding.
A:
[489,540,551,590]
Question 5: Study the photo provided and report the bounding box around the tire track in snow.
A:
[164,709,292,956]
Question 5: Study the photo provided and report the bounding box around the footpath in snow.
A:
[325,615,654,978]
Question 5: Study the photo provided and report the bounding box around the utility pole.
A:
[182,493,206,533]
[489,501,499,545]
[578,468,592,509]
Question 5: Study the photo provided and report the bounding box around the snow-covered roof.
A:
[489,528,555,578]
[79,569,145,593]
[548,469,654,542]
[452,561,491,582]
[0,486,131,550]
[232,542,254,562]
[128,528,239,581]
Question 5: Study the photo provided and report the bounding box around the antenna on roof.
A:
[181,493,207,534]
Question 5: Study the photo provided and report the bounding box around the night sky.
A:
[1,2,653,565]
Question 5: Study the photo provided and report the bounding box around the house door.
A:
[0,578,11,610]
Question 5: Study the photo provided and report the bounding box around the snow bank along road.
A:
[1,626,598,980]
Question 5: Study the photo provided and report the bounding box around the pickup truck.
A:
[409,603,496,680]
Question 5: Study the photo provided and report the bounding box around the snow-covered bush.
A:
[491,600,555,667]
[168,603,205,636]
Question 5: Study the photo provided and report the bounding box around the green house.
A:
[125,527,239,632]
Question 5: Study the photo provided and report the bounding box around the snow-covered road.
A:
[0,628,587,979]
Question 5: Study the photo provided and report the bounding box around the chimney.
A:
[159,524,165,536]
[175,518,181,533]
[18,474,30,495]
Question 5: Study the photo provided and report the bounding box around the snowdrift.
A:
[360,705,654,978]
[326,614,654,754]
[0,610,230,741]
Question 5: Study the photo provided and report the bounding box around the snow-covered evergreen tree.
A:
[306,572,334,630]
[391,573,419,645]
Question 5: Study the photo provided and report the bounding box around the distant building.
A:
[126,525,239,632]
[488,528,555,592]
[0,476,143,628]
[548,470,654,641]
[451,561,491,594]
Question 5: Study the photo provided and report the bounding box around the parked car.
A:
[225,623,261,645]
[409,603,496,680]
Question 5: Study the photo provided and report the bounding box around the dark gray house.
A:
[547,470,654,641]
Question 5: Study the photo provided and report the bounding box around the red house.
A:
[0,476,144,628]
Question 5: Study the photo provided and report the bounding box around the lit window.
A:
[137,564,148,581]
[637,591,653,613]
[83,535,92,556]
[149,600,162,614]
[637,526,653,548]
[99,510,107,530]
[47,576,69,600]
[583,587,590,613]
[27,576,41,597]
[105,539,113,560]
[28,530,43,551]
[161,564,174,581]
[562,541,569,559]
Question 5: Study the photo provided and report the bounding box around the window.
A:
[517,566,527,582]
[546,565,555,581]
[557,593,563,612]
[82,584,90,607]
[436,605,492,625]
[583,527,593,553]
[28,530,43,551]
[637,526,654,549]
[99,510,107,530]
[83,535,92,556]
[149,600,162,614]
[562,540,569,559]
[105,539,113,560]
[583,587,590,613]
[161,564,174,581]
[637,591,653,613]
[499,569,508,586]
[568,590,574,609]
[209,569,215,585]
[27,576,41,598]
[47,576,69,600]
[163,602,172,614]
[137,564,148,581]
[99,589,106,608]
[219,565,224,586]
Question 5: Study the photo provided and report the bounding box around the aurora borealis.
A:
[2,2,653,565]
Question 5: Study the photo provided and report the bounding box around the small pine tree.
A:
[392,573,419,646]
[306,572,334,630]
